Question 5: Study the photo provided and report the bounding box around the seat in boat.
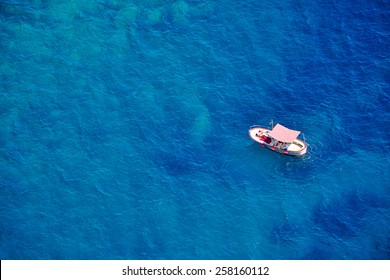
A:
[264,137,272,144]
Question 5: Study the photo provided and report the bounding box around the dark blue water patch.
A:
[312,204,359,238]
[0,218,19,259]
[372,236,390,260]
[151,145,209,176]
[269,222,303,244]
[377,89,390,111]
[2,142,26,163]
[133,218,166,259]
[262,86,311,118]
[95,0,127,11]
[78,118,113,145]
[154,151,193,176]
[213,143,267,191]
[281,1,390,115]
[134,14,171,34]
[212,174,245,196]
[312,191,389,239]
[342,118,387,152]
[131,4,208,36]
[0,2,36,22]
[0,169,30,195]
[54,162,90,187]
[214,95,277,133]
[225,108,258,132]
[221,143,282,193]
[274,156,314,183]
[301,243,333,260]
[320,130,353,157]
[0,24,12,54]
[9,111,31,137]
[201,135,228,163]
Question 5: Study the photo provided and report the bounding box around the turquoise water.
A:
[1,0,389,259]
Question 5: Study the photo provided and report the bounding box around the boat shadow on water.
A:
[310,190,390,259]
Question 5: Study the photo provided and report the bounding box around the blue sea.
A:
[1,0,389,260]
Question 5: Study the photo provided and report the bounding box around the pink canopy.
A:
[268,123,301,143]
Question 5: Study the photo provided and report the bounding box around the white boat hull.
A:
[249,126,307,156]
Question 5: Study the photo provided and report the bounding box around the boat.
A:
[248,120,307,156]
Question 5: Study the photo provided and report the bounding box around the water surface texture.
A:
[1,0,389,259]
